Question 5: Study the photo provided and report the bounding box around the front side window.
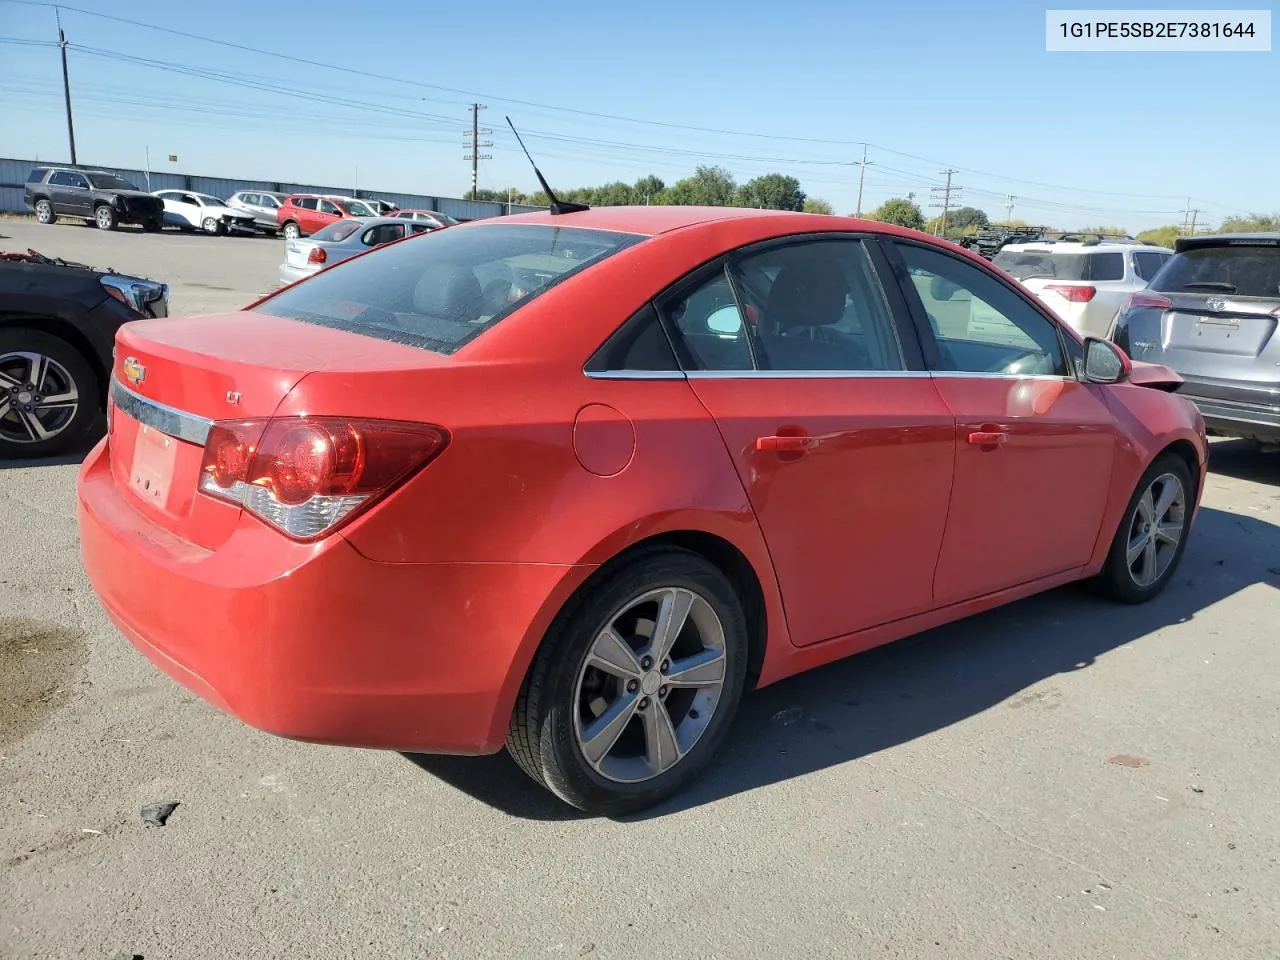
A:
[318,200,341,216]
[261,195,280,209]
[255,224,644,355]
[362,223,405,246]
[897,242,1068,377]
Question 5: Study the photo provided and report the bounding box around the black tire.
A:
[0,328,100,460]
[507,546,749,815]
[143,217,162,233]
[93,204,118,231]
[33,199,54,224]
[1095,452,1195,604]
[281,221,301,240]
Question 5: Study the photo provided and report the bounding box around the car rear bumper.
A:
[77,437,578,754]
[277,263,318,285]
[1178,378,1280,443]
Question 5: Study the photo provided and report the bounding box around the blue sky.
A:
[0,0,1274,231]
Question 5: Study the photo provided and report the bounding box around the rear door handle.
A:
[756,435,814,453]
[967,430,1008,446]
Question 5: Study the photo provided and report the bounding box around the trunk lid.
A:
[284,239,319,270]
[107,312,445,549]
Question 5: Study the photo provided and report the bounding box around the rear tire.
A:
[281,221,301,240]
[507,546,749,815]
[0,328,100,460]
[94,205,118,231]
[143,217,162,233]
[1095,453,1194,604]
[34,199,54,224]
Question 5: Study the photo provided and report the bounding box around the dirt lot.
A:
[2,219,1279,959]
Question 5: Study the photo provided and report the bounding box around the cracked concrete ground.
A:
[1,219,1279,959]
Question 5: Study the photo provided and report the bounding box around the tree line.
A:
[475,165,834,214]
[478,170,1279,246]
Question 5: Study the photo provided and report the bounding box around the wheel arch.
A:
[1157,437,1203,505]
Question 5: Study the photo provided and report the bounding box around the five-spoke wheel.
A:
[1098,452,1194,602]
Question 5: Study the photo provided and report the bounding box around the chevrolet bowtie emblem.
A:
[122,356,146,386]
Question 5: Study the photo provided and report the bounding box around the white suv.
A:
[992,237,1174,338]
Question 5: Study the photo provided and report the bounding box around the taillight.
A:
[1121,291,1173,313]
[197,417,449,540]
[307,247,327,264]
[1044,284,1096,303]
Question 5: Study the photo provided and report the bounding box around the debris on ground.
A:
[140,802,180,827]
[772,707,803,726]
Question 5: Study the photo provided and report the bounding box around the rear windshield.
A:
[311,220,362,242]
[992,250,1124,282]
[254,223,645,354]
[86,173,140,191]
[1150,244,1280,299]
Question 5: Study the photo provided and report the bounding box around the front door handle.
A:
[756,435,814,453]
[967,430,1008,446]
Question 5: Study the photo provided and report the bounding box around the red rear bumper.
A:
[77,438,583,754]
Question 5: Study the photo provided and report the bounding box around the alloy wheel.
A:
[0,351,80,444]
[1126,472,1186,588]
[95,206,114,230]
[35,200,53,224]
[573,586,728,784]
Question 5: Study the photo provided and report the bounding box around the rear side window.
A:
[48,171,87,188]
[295,197,318,210]
[255,224,644,354]
[1132,251,1170,282]
[1151,245,1280,298]
[1088,252,1124,281]
[27,168,47,183]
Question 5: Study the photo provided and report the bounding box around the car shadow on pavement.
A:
[406,504,1280,821]
[1207,438,1280,485]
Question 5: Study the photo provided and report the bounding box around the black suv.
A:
[24,166,166,232]
[1,249,168,458]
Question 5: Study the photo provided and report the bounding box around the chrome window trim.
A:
[584,370,687,381]
[685,369,926,380]
[930,371,1074,382]
[110,378,213,446]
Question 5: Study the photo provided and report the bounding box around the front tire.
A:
[143,217,162,233]
[94,205,118,231]
[34,199,54,224]
[1096,453,1194,603]
[202,217,221,235]
[0,329,100,460]
[507,546,749,815]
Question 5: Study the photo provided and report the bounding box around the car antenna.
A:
[505,116,589,216]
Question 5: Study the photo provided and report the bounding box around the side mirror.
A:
[1082,336,1131,384]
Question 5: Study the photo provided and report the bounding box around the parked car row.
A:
[21,165,452,239]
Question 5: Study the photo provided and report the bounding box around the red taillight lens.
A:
[1121,291,1173,313]
[1045,284,1096,303]
[198,417,448,539]
[307,247,327,264]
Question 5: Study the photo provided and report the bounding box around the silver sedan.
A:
[277,217,433,286]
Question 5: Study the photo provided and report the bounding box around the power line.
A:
[0,3,1243,207]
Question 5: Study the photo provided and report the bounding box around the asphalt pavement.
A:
[2,217,1279,959]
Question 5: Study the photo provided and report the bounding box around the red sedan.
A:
[78,206,1207,814]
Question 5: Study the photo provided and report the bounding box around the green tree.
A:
[632,175,665,203]
[803,197,834,215]
[1219,213,1280,232]
[945,206,989,232]
[662,165,737,206]
[1074,224,1130,237]
[735,173,806,211]
[866,197,925,230]
[584,181,634,206]
[1137,225,1181,248]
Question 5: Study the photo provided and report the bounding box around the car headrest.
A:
[412,263,483,323]
[765,258,849,329]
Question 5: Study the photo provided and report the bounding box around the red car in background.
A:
[277,194,375,240]
[78,206,1207,815]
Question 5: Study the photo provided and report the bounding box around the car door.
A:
[169,193,201,228]
[315,199,342,232]
[888,240,1117,605]
[655,236,956,648]
[45,171,73,214]
[51,171,90,217]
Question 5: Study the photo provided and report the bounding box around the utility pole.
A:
[56,8,77,165]
[930,169,960,237]
[1006,194,1016,221]
[1182,198,1200,235]
[1188,208,1199,235]
[854,144,874,217]
[463,103,492,201]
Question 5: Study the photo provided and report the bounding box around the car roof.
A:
[487,205,915,238]
[1175,232,1280,252]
